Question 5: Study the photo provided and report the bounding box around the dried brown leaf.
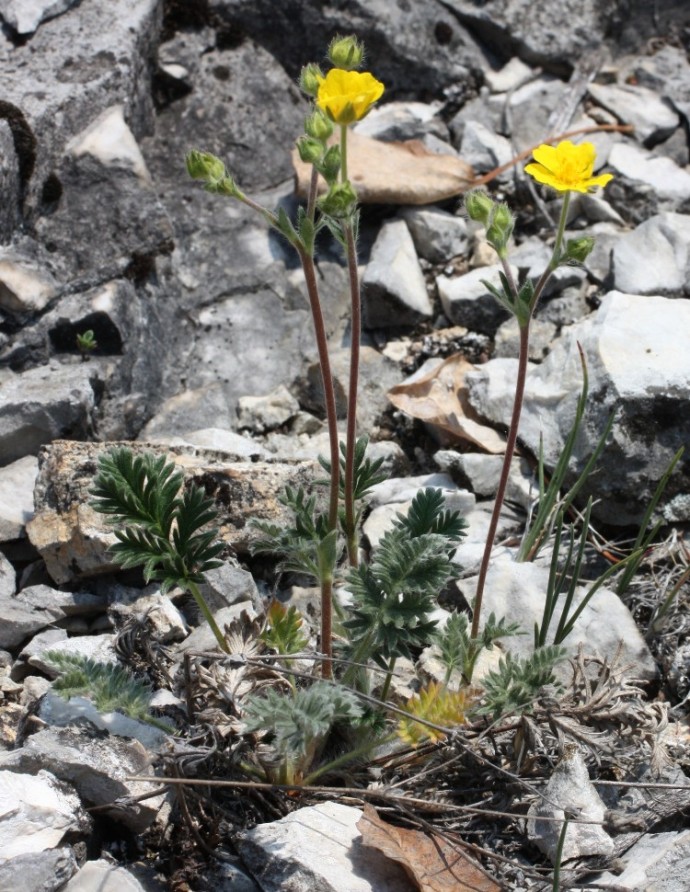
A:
[387,354,506,453]
[357,804,501,892]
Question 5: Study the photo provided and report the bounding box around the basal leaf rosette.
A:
[316,68,384,125]
[525,140,613,194]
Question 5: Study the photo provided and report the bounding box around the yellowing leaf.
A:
[397,682,468,747]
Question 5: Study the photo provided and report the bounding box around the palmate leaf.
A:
[478,645,566,720]
[91,447,224,592]
[91,448,182,537]
[318,436,388,502]
[392,488,467,546]
[371,530,456,596]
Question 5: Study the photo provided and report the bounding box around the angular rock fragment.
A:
[0,727,162,831]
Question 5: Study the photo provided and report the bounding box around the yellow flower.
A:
[524,140,613,193]
[316,68,384,125]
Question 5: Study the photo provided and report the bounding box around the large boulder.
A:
[466,291,690,525]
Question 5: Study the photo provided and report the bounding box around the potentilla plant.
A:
[465,140,613,644]
[186,36,385,677]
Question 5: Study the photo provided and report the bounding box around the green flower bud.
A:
[205,175,242,199]
[564,235,595,263]
[304,109,333,142]
[186,150,225,182]
[327,35,365,70]
[319,144,341,184]
[464,189,495,226]
[299,63,323,97]
[317,181,358,218]
[297,136,324,165]
[486,203,514,257]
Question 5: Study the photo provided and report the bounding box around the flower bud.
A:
[186,150,225,182]
[318,144,341,183]
[317,181,358,218]
[299,63,323,97]
[297,136,324,165]
[206,175,242,199]
[564,235,595,263]
[327,35,364,70]
[486,203,514,257]
[304,109,333,142]
[464,190,495,226]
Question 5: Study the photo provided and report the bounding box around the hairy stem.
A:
[470,193,572,642]
[296,247,339,676]
[344,222,361,567]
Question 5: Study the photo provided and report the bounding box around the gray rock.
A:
[485,56,535,93]
[0,727,162,831]
[469,556,656,678]
[175,603,258,655]
[437,263,515,334]
[467,291,690,525]
[612,212,690,294]
[0,0,79,35]
[145,34,305,194]
[444,0,615,75]
[22,633,117,676]
[16,584,106,617]
[0,551,14,600]
[0,846,78,892]
[201,560,263,614]
[494,315,558,360]
[110,590,188,643]
[527,750,613,863]
[588,82,679,146]
[33,111,173,284]
[162,428,270,461]
[353,101,448,143]
[62,859,149,892]
[582,222,622,284]
[0,769,86,860]
[237,386,300,434]
[434,451,532,503]
[140,385,236,440]
[608,142,690,206]
[361,220,432,328]
[0,249,57,315]
[0,0,160,219]
[593,830,690,890]
[300,346,403,434]
[400,207,469,265]
[38,690,169,750]
[505,76,569,148]
[460,120,513,174]
[0,591,65,651]
[0,121,20,243]
[0,361,97,466]
[208,0,487,97]
[0,455,38,541]
[238,801,416,892]
[27,440,322,582]
[448,90,506,147]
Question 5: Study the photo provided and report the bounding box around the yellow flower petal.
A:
[316,68,385,125]
[526,139,612,194]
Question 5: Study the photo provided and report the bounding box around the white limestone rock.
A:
[437,263,517,334]
[0,252,57,316]
[0,0,77,35]
[608,142,690,205]
[612,211,690,294]
[0,769,85,860]
[467,555,657,678]
[528,751,614,863]
[66,105,151,184]
[0,456,38,541]
[400,207,469,264]
[362,219,432,328]
[238,801,415,892]
[466,291,690,524]
[588,82,679,145]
